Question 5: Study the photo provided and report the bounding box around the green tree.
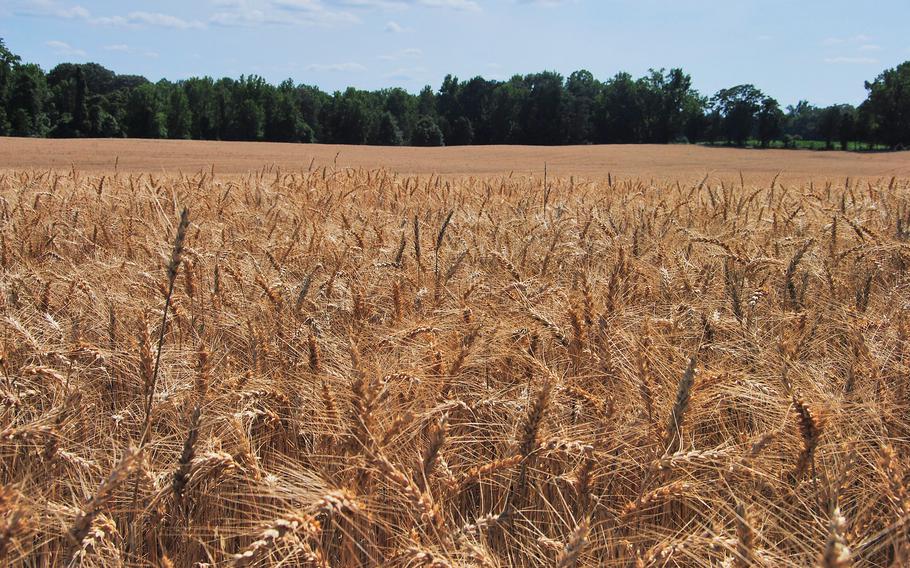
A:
[235,99,264,141]
[375,111,404,146]
[265,80,312,142]
[8,64,48,136]
[166,85,192,139]
[457,77,494,143]
[488,76,529,143]
[639,68,703,143]
[862,61,910,149]
[595,72,643,143]
[756,97,784,148]
[384,87,416,142]
[710,84,764,146]
[297,84,328,141]
[521,71,564,145]
[784,100,821,142]
[0,35,899,151]
[563,70,599,144]
[437,74,461,142]
[0,39,21,134]
[324,88,372,144]
[416,85,436,117]
[411,115,444,146]
[183,77,218,139]
[89,103,121,137]
[0,38,20,82]
[124,83,166,138]
[818,105,842,150]
[838,106,856,150]
[70,66,89,135]
[449,116,473,145]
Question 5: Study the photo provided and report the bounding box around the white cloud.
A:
[45,39,86,57]
[384,66,427,81]
[211,0,358,27]
[822,34,875,47]
[19,2,205,29]
[520,0,574,5]
[859,44,882,52]
[120,12,204,29]
[325,0,480,10]
[273,0,327,11]
[101,44,161,58]
[824,56,879,65]
[207,0,483,25]
[416,0,479,10]
[385,20,407,32]
[330,0,409,8]
[378,47,422,60]
[306,62,367,71]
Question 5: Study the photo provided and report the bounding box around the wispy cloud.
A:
[821,34,874,47]
[103,44,159,58]
[378,47,422,60]
[519,0,575,6]
[385,20,407,32]
[19,1,205,29]
[329,0,409,8]
[99,11,205,29]
[416,0,479,10]
[45,39,85,57]
[858,44,881,52]
[384,65,427,81]
[211,0,358,27]
[326,0,480,10]
[306,62,367,72]
[824,56,879,65]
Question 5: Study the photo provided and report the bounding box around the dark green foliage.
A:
[757,97,784,148]
[863,61,910,149]
[0,37,906,149]
[166,85,192,140]
[449,116,473,146]
[124,83,166,138]
[8,63,48,136]
[375,111,404,146]
[711,84,765,146]
[412,115,444,146]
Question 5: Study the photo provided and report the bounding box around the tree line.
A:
[2,39,909,149]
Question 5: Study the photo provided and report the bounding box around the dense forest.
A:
[1,38,909,149]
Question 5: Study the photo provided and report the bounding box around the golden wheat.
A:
[0,166,907,566]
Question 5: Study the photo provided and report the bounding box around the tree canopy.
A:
[0,38,907,149]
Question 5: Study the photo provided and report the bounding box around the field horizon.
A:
[2,137,909,182]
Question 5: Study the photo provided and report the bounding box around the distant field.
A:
[1,137,909,182]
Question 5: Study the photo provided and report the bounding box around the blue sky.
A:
[1,0,908,106]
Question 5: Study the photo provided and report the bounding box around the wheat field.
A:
[0,164,908,567]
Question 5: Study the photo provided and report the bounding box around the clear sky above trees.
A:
[1,0,909,107]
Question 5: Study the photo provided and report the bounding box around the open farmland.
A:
[0,143,908,566]
[1,138,910,182]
